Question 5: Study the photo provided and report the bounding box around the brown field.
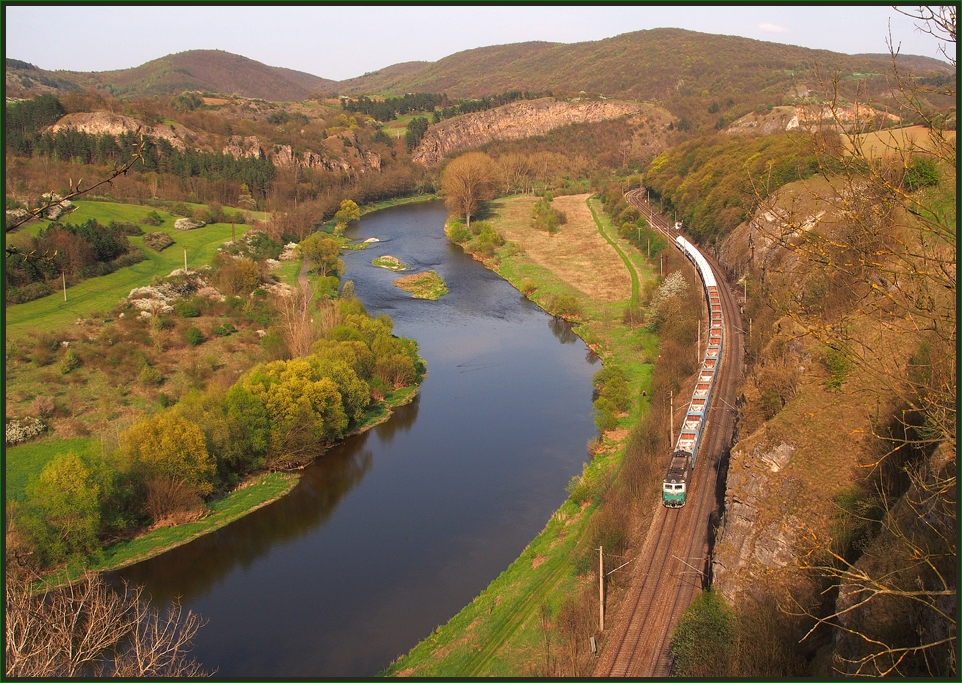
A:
[490,193,632,302]
[846,125,955,159]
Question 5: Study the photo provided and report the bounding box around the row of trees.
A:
[10,294,425,569]
[341,93,444,122]
[433,90,552,122]
[597,181,667,257]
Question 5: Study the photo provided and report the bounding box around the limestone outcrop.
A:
[49,112,194,150]
[222,135,264,159]
[413,98,643,165]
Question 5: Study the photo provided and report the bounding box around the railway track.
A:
[594,190,742,676]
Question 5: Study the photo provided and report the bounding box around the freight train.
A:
[662,236,723,508]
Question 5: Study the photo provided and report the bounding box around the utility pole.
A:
[183,246,188,274]
[660,253,663,277]
[697,324,701,363]
[670,390,674,444]
[647,236,650,259]
[599,546,605,632]
[61,270,67,302]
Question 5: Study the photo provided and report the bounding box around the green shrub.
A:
[549,294,583,318]
[446,220,470,243]
[670,589,736,677]
[108,220,143,236]
[184,326,205,347]
[212,322,237,337]
[174,300,201,318]
[140,210,164,226]
[59,349,82,374]
[520,278,538,296]
[593,396,619,432]
[139,365,163,386]
[824,348,851,390]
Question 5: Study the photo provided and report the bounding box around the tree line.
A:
[341,93,444,122]
[6,218,145,304]
[432,90,553,122]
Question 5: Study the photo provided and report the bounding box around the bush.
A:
[593,396,619,432]
[32,395,55,417]
[445,220,470,243]
[139,365,163,386]
[143,232,174,251]
[670,589,736,677]
[140,210,164,226]
[6,281,54,305]
[212,322,236,337]
[184,326,205,346]
[108,220,143,236]
[520,278,538,296]
[548,294,583,318]
[174,300,200,318]
[5,417,47,445]
[59,349,81,374]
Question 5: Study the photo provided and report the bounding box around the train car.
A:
[663,234,723,508]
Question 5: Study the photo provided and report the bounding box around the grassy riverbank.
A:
[383,193,662,676]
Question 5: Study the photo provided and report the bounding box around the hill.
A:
[7,50,338,101]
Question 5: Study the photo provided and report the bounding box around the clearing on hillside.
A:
[491,193,631,302]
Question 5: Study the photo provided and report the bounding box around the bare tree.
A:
[440,151,496,229]
[5,571,210,677]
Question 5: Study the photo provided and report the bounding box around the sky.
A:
[4,4,952,81]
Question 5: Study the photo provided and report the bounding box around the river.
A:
[112,200,598,677]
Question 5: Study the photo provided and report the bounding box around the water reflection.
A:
[113,436,376,603]
[373,393,420,445]
[549,315,579,344]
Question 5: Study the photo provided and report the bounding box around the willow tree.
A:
[441,151,496,229]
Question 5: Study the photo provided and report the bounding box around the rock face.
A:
[49,112,194,150]
[413,98,643,165]
[222,135,264,159]
[712,436,801,602]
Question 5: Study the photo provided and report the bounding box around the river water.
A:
[112,201,598,677]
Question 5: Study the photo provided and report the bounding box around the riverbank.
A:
[38,383,421,589]
[383,194,662,676]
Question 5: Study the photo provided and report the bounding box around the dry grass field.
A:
[489,193,632,302]
[846,125,955,159]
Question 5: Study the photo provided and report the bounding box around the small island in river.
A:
[394,270,448,300]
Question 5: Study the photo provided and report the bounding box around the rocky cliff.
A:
[413,98,643,165]
[49,112,196,151]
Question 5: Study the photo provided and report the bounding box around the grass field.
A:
[394,270,448,299]
[4,437,102,503]
[5,201,253,338]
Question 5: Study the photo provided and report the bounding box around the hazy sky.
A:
[5,4,951,80]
